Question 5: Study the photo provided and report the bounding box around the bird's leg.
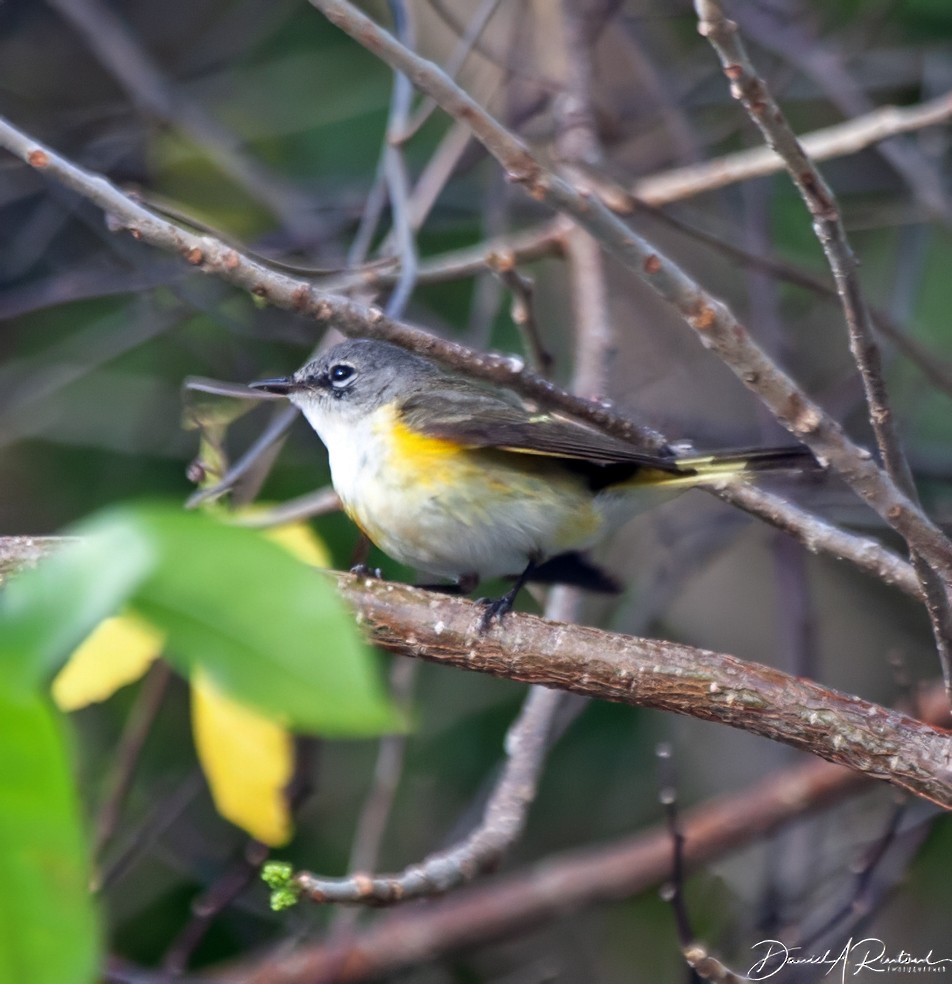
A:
[350,563,384,579]
[348,533,381,577]
[478,560,538,631]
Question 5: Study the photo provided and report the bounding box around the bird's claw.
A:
[476,593,516,633]
[350,563,383,579]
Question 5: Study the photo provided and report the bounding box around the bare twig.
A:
[185,405,297,508]
[231,487,341,528]
[641,203,952,404]
[555,0,614,400]
[46,0,320,241]
[94,662,172,858]
[379,1,418,320]
[739,5,952,226]
[798,796,908,952]
[0,112,669,453]
[694,0,952,702]
[162,840,271,975]
[330,658,417,933]
[347,84,952,288]
[296,685,565,905]
[425,0,560,95]
[694,0,912,517]
[343,661,417,875]
[656,743,696,949]
[398,0,503,141]
[486,253,552,374]
[297,588,582,906]
[631,89,952,207]
[162,740,318,976]
[330,219,565,292]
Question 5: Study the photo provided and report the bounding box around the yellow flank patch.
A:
[388,416,463,458]
[384,414,468,486]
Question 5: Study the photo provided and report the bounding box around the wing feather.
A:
[398,391,681,472]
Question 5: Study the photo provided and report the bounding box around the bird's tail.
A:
[627,445,819,490]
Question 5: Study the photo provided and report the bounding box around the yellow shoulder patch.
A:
[387,415,464,461]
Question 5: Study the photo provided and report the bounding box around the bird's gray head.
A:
[249,339,445,425]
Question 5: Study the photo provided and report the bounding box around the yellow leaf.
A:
[191,668,295,846]
[229,508,333,567]
[264,521,331,567]
[52,613,163,711]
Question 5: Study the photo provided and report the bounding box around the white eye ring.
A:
[329,363,356,388]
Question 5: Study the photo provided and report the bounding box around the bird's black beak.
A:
[249,377,294,396]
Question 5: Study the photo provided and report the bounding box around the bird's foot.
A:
[476,588,519,633]
[350,563,383,579]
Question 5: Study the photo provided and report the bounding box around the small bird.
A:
[251,339,814,621]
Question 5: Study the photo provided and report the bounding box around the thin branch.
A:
[329,219,565,292]
[694,0,952,703]
[343,661,417,875]
[556,0,614,400]
[208,686,951,984]
[739,5,952,227]
[297,588,582,906]
[332,573,952,808]
[398,0,504,141]
[631,88,952,207]
[303,0,952,596]
[424,0,560,95]
[94,661,172,857]
[797,796,908,952]
[486,253,552,374]
[656,743,697,948]
[379,0,418,320]
[47,0,320,241]
[162,740,318,976]
[185,405,297,508]
[350,85,952,286]
[329,658,417,934]
[161,841,271,975]
[296,684,564,905]
[231,487,341,528]
[640,203,952,405]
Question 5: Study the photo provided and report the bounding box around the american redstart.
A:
[251,339,816,620]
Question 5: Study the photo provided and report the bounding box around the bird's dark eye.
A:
[328,363,355,388]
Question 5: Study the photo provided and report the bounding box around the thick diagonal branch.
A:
[333,574,952,810]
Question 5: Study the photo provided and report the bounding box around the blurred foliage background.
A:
[2,0,952,980]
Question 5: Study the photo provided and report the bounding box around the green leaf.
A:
[0,525,155,694]
[122,505,397,735]
[0,689,98,984]
[0,503,398,735]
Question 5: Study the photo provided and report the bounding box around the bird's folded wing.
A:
[399,392,681,471]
